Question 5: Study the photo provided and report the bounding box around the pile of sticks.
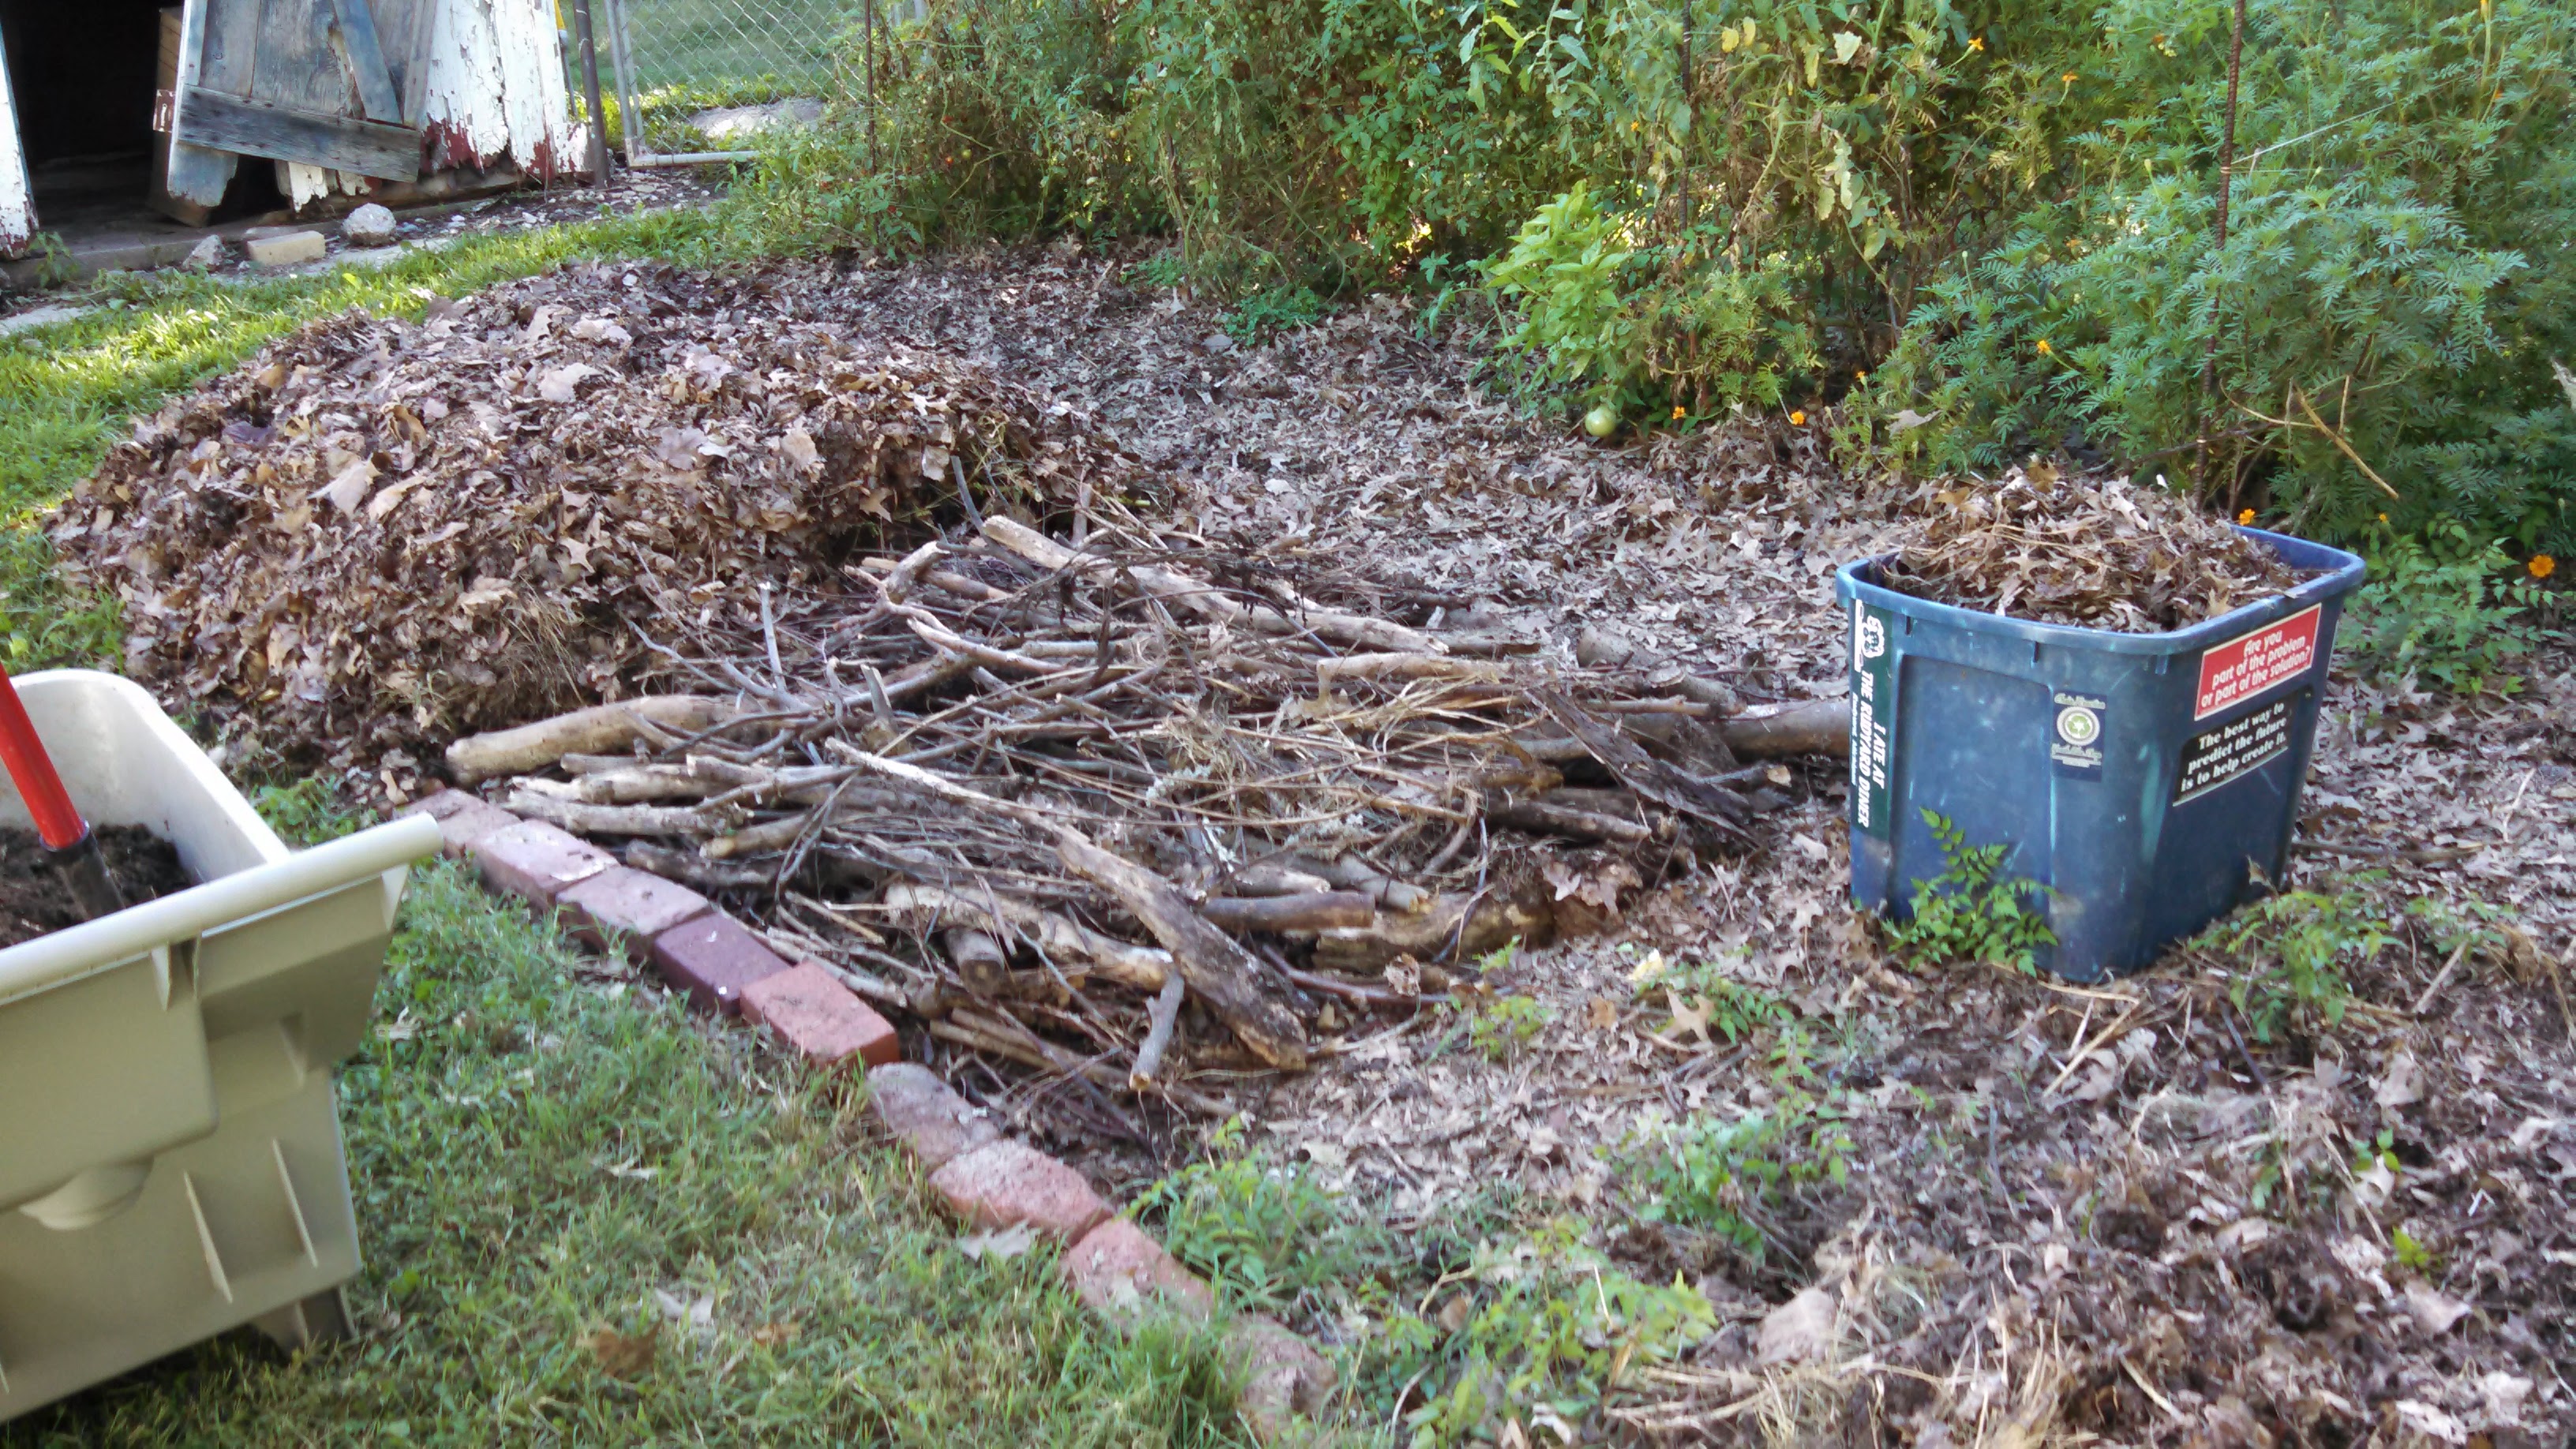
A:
[444,515,1847,1130]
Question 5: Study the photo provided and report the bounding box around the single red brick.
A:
[556,866,712,959]
[740,962,900,1068]
[648,912,790,1016]
[927,1142,1108,1244]
[867,1063,1003,1169]
[396,789,521,859]
[471,820,615,904]
[1060,1219,1214,1327]
[1229,1313,1339,1441]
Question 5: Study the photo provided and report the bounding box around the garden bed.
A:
[51,245,2576,1445]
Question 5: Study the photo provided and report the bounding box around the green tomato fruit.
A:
[1582,405,1619,439]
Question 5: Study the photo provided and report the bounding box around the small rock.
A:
[1574,625,1634,668]
[1200,332,1236,354]
[689,98,825,144]
[243,229,327,267]
[184,234,228,270]
[343,203,398,248]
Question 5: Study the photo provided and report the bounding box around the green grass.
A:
[4,845,1249,1446]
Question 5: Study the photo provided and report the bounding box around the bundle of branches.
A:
[50,262,1126,775]
[1878,465,2314,631]
[450,515,1844,1130]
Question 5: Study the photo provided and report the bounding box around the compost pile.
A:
[451,512,1810,1133]
[0,826,191,947]
[1880,465,2313,631]
[49,262,1129,773]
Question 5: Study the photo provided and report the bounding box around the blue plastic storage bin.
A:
[1837,527,2367,982]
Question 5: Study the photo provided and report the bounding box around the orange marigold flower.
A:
[2062,70,2077,82]
[2532,554,2558,580]
[2237,508,2256,526]
[1672,405,1687,420]
[2034,339,2053,355]
[1789,410,1807,426]
[2377,512,2390,524]
[1855,370,1868,382]
[1968,36,1985,51]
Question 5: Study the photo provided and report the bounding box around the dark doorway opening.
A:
[0,0,284,235]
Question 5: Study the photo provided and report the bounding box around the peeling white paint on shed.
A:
[0,44,31,255]
[421,0,585,179]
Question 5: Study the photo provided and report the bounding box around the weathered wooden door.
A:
[168,0,438,189]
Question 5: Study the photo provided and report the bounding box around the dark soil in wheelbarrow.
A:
[0,826,193,947]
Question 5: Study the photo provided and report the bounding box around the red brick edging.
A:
[396,790,1338,1440]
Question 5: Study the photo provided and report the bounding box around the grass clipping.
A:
[1879,466,2313,631]
[49,262,1125,769]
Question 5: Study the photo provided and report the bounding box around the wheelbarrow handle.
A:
[0,665,125,919]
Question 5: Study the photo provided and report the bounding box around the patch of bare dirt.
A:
[0,826,191,945]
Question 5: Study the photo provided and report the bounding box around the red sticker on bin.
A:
[2194,605,2320,720]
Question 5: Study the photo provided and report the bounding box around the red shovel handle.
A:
[0,665,88,852]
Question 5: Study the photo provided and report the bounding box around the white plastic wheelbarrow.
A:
[0,670,438,1421]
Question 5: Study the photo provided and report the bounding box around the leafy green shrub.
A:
[1621,1092,1852,1260]
[1220,284,1328,345]
[1130,1118,1389,1312]
[723,0,1156,253]
[2201,885,2391,1041]
[2338,519,2550,694]
[1123,253,1189,290]
[1372,1220,1714,1447]
[728,0,2576,553]
[1884,810,2055,973]
[1481,183,1814,415]
[1857,0,2576,553]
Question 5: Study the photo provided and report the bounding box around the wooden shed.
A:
[0,0,584,259]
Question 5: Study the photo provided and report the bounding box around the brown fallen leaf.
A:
[587,1327,658,1379]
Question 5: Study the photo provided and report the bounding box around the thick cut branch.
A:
[1487,799,1657,845]
[1197,891,1376,934]
[1054,832,1309,1070]
[882,882,1170,990]
[1722,698,1851,759]
[1311,889,1557,973]
[503,787,728,837]
[449,696,743,784]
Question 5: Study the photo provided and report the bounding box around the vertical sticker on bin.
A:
[1848,600,1895,837]
[2048,691,2107,779]
[2194,605,2320,719]
[2173,693,2301,804]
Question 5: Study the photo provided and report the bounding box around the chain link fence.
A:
[604,0,893,163]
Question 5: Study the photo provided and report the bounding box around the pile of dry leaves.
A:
[49,262,1133,770]
[1878,465,2316,631]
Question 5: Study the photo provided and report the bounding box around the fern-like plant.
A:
[1885,810,2056,973]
